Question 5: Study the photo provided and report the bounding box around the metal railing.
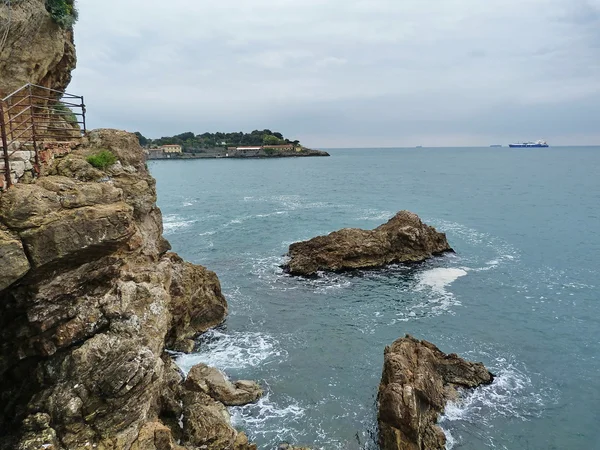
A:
[0,83,86,188]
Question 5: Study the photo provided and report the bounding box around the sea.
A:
[149,146,600,450]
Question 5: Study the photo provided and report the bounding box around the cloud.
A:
[69,0,600,146]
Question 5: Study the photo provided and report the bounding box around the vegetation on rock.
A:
[45,0,78,28]
[86,150,117,170]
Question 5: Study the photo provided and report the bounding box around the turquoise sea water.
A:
[149,147,600,450]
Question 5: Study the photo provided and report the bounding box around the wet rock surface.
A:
[285,211,453,276]
[377,335,493,450]
[184,363,263,406]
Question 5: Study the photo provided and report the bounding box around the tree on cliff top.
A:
[45,0,78,29]
[134,132,149,147]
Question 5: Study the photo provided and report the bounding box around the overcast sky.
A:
[69,0,600,147]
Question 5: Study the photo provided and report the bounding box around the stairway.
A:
[1,83,86,189]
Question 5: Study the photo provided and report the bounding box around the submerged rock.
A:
[277,443,312,450]
[284,211,452,276]
[377,335,494,450]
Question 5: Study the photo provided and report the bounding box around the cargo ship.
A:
[509,140,549,148]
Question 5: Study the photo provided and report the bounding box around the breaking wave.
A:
[176,329,287,375]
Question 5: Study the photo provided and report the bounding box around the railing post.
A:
[27,84,40,173]
[81,96,86,134]
[0,102,12,188]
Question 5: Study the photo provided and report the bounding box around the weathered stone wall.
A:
[0,141,77,190]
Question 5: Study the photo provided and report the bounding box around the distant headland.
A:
[137,130,329,160]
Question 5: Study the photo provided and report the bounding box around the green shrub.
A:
[87,150,117,170]
[53,102,79,128]
[45,0,78,29]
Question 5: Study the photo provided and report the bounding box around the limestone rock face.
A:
[0,227,30,290]
[0,130,246,450]
[185,363,263,406]
[166,254,229,352]
[0,0,76,96]
[377,335,493,450]
[285,211,452,276]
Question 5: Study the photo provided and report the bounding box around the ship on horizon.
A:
[509,140,549,148]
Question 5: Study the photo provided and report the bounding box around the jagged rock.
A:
[0,130,242,450]
[377,335,494,450]
[166,253,228,352]
[184,363,263,406]
[131,421,186,450]
[1,3,249,447]
[284,211,452,276]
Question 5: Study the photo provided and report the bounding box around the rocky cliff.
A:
[0,0,76,97]
[377,335,493,450]
[0,130,256,450]
[284,211,453,276]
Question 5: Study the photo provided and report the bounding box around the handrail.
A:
[1,83,87,189]
[1,83,83,102]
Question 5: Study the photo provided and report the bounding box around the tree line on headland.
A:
[134,130,301,153]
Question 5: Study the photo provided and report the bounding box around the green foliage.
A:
[87,150,117,170]
[145,129,301,152]
[45,0,78,29]
[53,102,78,128]
[134,132,149,146]
[263,135,282,145]
[263,147,277,155]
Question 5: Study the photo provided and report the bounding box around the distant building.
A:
[263,144,294,151]
[160,144,182,153]
[235,146,262,156]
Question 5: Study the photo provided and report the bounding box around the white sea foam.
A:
[230,391,305,434]
[175,329,286,374]
[442,428,456,450]
[390,267,468,320]
[439,357,557,448]
[417,267,467,293]
[162,214,196,235]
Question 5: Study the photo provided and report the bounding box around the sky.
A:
[69,0,600,147]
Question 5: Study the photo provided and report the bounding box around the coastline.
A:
[146,148,330,160]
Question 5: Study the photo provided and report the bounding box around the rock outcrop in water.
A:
[185,363,263,406]
[377,335,494,450]
[0,130,257,449]
[284,211,452,276]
